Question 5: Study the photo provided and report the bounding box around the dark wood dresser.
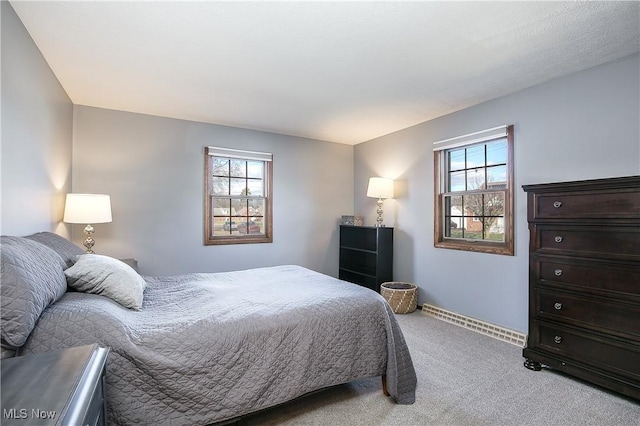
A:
[522,175,640,400]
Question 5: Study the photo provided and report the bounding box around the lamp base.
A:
[375,198,385,227]
[83,224,95,254]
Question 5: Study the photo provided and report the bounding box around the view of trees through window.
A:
[444,138,507,242]
[210,157,266,237]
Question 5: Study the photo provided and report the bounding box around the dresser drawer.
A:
[530,189,640,221]
[535,322,640,379]
[536,255,640,298]
[535,225,640,261]
[536,289,640,338]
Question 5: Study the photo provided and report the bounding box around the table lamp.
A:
[366,177,394,227]
[63,193,112,253]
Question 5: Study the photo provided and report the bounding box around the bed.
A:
[1,232,417,425]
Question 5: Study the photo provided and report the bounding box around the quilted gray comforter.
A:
[20,265,417,425]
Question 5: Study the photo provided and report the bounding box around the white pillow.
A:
[64,254,146,310]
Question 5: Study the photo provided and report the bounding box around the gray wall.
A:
[1,1,73,236]
[71,106,354,276]
[354,54,640,333]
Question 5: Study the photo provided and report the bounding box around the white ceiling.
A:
[10,1,640,145]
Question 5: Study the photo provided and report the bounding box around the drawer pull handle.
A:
[554,269,563,276]
[554,302,563,310]
[553,201,562,208]
[554,335,563,344]
[554,236,563,243]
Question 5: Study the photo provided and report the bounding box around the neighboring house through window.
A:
[433,125,514,255]
[204,146,273,245]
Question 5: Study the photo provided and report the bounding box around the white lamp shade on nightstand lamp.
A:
[366,177,394,200]
[63,193,112,253]
[367,177,394,227]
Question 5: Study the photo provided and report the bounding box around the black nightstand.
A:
[119,258,138,272]
[338,225,393,292]
[1,344,109,426]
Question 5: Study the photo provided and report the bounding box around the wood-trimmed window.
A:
[434,125,514,255]
[204,146,273,245]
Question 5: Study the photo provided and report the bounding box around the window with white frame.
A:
[204,147,273,245]
[433,125,514,255]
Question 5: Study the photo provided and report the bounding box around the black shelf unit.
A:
[339,225,393,292]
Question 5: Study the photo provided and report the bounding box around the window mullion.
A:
[481,193,486,239]
[464,148,468,191]
[484,145,488,190]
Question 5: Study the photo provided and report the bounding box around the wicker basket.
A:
[380,282,418,314]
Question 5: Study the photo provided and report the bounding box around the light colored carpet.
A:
[242,311,640,425]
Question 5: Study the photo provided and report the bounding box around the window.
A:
[434,125,514,255]
[204,147,273,245]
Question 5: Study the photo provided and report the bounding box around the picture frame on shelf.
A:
[341,215,364,226]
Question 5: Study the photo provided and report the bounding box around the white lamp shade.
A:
[63,194,112,224]
[366,177,394,199]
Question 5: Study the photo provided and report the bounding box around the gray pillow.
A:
[64,254,146,310]
[25,231,84,268]
[1,236,67,348]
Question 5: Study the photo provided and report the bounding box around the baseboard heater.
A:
[421,304,526,347]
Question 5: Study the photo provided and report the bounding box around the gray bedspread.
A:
[20,265,417,425]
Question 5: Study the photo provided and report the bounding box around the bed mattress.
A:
[20,265,417,425]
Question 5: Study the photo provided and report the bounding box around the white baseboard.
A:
[421,304,526,347]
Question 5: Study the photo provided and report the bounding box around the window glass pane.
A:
[212,158,229,176]
[484,192,505,217]
[239,218,264,235]
[247,179,264,197]
[211,215,244,236]
[448,149,465,172]
[247,161,263,179]
[487,217,505,242]
[446,194,463,217]
[212,198,231,216]
[230,178,247,196]
[443,192,506,242]
[213,217,234,236]
[487,165,507,189]
[448,217,464,238]
[230,160,246,177]
[463,193,484,218]
[448,170,466,191]
[466,168,485,190]
[251,217,265,234]
[444,195,464,238]
[464,220,483,240]
[231,198,248,216]
[249,198,265,217]
[466,144,485,168]
[212,177,229,195]
[486,139,507,166]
